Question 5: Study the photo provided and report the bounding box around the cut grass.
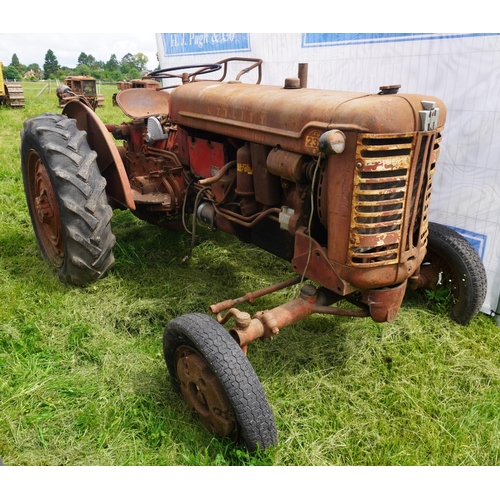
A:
[1,82,499,465]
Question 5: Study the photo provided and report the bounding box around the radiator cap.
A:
[379,84,401,95]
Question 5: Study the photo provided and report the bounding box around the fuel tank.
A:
[168,81,446,155]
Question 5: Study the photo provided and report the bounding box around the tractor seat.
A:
[116,88,170,119]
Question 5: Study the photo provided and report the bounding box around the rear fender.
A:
[62,100,136,210]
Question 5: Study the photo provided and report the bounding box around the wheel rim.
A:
[175,346,237,438]
[420,250,461,305]
[27,149,64,267]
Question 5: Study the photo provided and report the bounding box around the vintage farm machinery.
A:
[0,61,25,108]
[113,78,159,105]
[20,58,487,450]
[56,75,105,109]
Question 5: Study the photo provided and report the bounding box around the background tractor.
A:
[20,58,487,451]
[0,61,25,108]
[56,75,104,109]
[113,77,159,105]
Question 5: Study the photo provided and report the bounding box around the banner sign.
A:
[161,33,250,56]
[449,226,487,260]
[302,33,500,47]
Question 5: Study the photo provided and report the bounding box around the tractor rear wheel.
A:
[21,113,116,286]
[163,313,277,451]
[420,222,487,325]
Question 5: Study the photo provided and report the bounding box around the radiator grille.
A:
[348,132,439,267]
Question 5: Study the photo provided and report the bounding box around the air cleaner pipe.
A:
[298,63,308,88]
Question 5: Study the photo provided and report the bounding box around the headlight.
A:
[318,129,346,155]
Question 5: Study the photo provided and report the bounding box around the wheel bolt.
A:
[35,194,53,223]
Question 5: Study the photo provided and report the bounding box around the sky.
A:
[0,5,491,72]
[0,33,159,71]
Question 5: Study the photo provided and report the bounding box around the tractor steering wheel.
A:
[148,64,222,83]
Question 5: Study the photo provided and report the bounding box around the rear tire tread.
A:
[21,113,115,285]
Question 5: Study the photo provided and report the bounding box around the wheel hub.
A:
[35,189,54,224]
[175,347,237,438]
[28,152,64,266]
[420,251,457,300]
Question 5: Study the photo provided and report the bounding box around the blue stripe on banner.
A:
[161,33,251,56]
[302,33,500,48]
[448,226,487,260]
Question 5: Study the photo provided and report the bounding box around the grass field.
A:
[1,82,499,466]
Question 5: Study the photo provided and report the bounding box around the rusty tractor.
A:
[112,77,159,105]
[20,58,487,451]
[56,75,104,109]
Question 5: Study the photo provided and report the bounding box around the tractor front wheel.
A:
[163,313,277,451]
[420,222,487,325]
[21,113,116,286]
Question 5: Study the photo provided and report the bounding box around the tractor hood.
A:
[169,81,446,155]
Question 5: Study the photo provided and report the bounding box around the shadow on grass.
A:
[7,206,476,463]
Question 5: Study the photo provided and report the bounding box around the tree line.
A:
[2,50,158,81]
